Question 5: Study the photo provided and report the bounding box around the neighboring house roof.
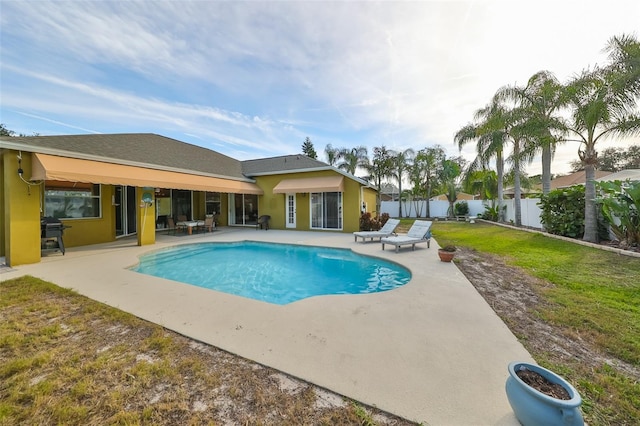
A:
[550,170,613,189]
[379,183,399,195]
[0,133,249,181]
[431,192,475,201]
[594,169,640,182]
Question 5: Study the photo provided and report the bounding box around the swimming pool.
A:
[131,241,411,305]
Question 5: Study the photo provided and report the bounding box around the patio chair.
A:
[257,215,270,230]
[381,220,432,253]
[353,218,400,242]
[167,217,185,235]
[198,215,216,233]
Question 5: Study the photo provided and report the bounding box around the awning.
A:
[272,175,344,194]
[31,153,263,195]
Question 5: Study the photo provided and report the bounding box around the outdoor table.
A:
[176,220,204,235]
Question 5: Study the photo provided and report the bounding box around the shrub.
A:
[597,180,640,247]
[482,204,504,222]
[454,201,469,216]
[359,212,387,231]
[359,212,374,231]
[379,213,390,227]
[539,186,585,238]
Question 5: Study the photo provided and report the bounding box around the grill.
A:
[40,217,68,255]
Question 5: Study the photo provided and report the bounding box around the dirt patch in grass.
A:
[453,248,640,381]
[0,276,415,426]
[453,247,640,424]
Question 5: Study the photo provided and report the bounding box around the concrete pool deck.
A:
[2,227,534,425]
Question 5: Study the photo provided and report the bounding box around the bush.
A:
[482,204,504,222]
[379,213,390,227]
[597,180,640,247]
[539,186,585,238]
[359,213,389,231]
[454,201,469,216]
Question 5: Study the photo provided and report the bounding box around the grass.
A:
[426,220,640,425]
[0,276,412,425]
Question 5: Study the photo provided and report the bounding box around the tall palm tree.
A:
[502,104,534,227]
[562,34,640,242]
[336,146,369,175]
[496,71,567,195]
[438,159,461,218]
[363,146,393,215]
[410,146,445,218]
[455,101,508,222]
[390,148,414,217]
[324,144,339,166]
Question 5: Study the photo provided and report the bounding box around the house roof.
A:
[0,133,249,181]
[594,169,640,182]
[379,183,399,195]
[550,170,613,189]
[241,155,330,175]
[242,154,374,188]
[431,192,475,201]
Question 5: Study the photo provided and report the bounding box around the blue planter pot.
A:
[506,361,584,426]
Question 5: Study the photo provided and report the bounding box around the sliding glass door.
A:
[311,192,342,230]
[229,193,258,226]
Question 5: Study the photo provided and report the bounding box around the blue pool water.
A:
[131,241,411,305]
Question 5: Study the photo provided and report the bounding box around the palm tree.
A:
[455,102,508,222]
[390,148,414,217]
[363,146,394,215]
[438,159,461,218]
[564,34,640,242]
[324,144,339,166]
[336,146,369,175]
[410,146,446,218]
[496,71,567,195]
[464,169,499,202]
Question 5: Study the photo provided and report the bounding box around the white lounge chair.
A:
[353,218,400,242]
[381,220,432,253]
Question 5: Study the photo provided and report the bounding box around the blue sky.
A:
[1,0,639,175]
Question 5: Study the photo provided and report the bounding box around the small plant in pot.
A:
[438,245,456,262]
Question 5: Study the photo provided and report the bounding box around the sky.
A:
[1,0,639,177]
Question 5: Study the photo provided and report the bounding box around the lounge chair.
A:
[353,218,400,242]
[381,220,432,253]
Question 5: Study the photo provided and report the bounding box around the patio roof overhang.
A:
[31,153,264,195]
[272,175,344,194]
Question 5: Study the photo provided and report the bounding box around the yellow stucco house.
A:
[1,133,377,266]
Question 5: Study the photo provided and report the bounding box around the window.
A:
[205,192,221,215]
[45,181,101,219]
[311,192,342,230]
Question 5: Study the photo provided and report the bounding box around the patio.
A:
[2,227,533,425]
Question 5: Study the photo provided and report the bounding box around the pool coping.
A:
[3,227,533,425]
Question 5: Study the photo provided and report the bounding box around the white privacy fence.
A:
[380,198,544,229]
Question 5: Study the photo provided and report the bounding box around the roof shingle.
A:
[2,133,247,180]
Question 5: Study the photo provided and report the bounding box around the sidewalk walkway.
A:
[2,228,534,425]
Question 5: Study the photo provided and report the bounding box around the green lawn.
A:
[422,220,640,425]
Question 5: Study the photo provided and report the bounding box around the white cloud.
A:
[1,0,639,173]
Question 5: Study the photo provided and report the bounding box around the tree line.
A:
[302,33,640,243]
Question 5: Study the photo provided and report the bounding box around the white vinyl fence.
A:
[380,198,544,229]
